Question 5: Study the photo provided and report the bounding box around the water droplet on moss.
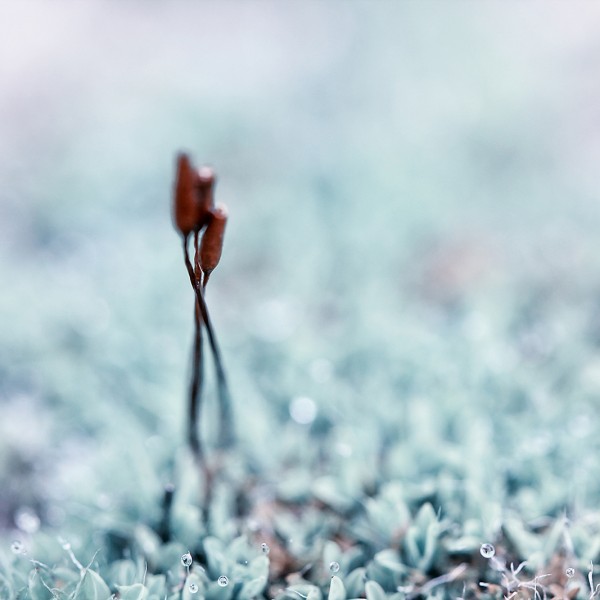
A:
[261,543,270,555]
[181,552,193,567]
[289,396,317,425]
[218,575,229,587]
[15,507,40,534]
[246,518,260,532]
[480,543,495,558]
[11,541,24,554]
[566,568,575,578]
[189,583,199,593]
[329,561,340,573]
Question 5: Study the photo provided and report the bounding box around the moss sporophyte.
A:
[172,153,234,514]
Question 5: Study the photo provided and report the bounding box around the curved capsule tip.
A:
[200,202,228,277]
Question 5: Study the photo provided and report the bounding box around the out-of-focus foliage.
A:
[2,2,600,598]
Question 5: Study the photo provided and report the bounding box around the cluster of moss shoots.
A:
[1,153,591,600]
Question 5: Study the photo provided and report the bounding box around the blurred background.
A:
[2,0,600,549]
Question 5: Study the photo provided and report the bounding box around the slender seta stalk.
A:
[182,235,234,450]
[182,234,204,464]
[173,152,234,467]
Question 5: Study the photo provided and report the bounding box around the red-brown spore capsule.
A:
[173,153,199,236]
[195,166,215,231]
[200,203,228,277]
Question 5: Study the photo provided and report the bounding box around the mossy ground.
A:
[2,2,600,599]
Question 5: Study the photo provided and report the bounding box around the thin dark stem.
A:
[158,483,175,543]
[182,237,204,464]
[196,285,235,449]
[183,239,235,451]
[182,235,196,293]
[193,230,203,288]
[183,236,211,524]
[188,302,203,457]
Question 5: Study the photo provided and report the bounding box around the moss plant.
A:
[172,152,235,527]
[173,153,234,463]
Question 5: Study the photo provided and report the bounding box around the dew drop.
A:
[261,543,270,555]
[289,396,317,425]
[246,518,260,532]
[181,552,193,567]
[189,583,199,594]
[480,543,495,558]
[15,507,40,534]
[329,561,340,574]
[218,575,229,587]
[11,540,24,555]
[566,568,575,578]
[57,537,70,551]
